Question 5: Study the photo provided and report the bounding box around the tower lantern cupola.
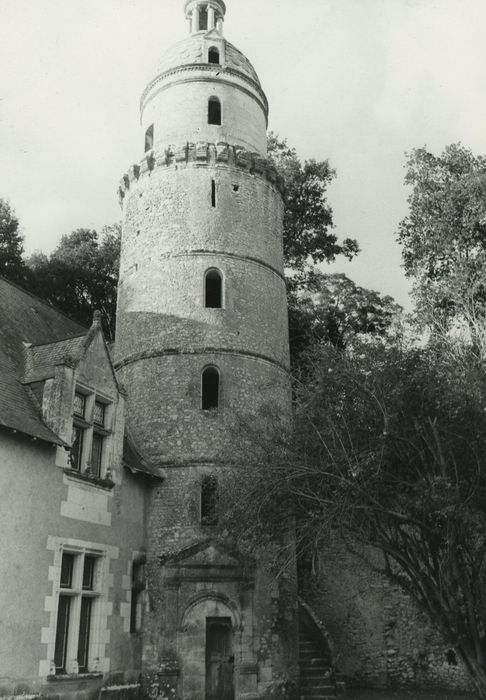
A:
[185,0,226,34]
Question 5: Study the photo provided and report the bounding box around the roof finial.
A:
[93,309,102,325]
[185,0,226,35]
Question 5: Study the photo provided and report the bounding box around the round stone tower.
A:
[115,0,289,473]
[115,2,296,697]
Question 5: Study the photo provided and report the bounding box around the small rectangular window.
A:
[73,393,86,418]
[208,97,222,126]
[54,595,71,673]
[71,426,84,471]
[202,367,220,410]
[130,562,145,634]
[93,401,105,427]
[82,556,96,590]
[60,553,74,589]
[144,124,154,153]
[211,180,216,208]
[77,597,93,672]
[91,433,104,478]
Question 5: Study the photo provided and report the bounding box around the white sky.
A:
[1,0,486,308]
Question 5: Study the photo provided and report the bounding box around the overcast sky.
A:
[1,0,485,308]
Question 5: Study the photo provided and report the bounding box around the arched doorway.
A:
[179,593,242,700]
[206,617,234,699]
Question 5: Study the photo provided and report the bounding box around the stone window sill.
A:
[64,468,115,491]
[46,673,103,682]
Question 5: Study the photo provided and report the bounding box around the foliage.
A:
[267,133,359,287]
[27,224,121,339]
[0,199,27,285]
[221,335,486,696]
[288,271,402,367]
[397,144,486,341]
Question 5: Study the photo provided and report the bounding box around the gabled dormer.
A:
[24,311,125,485]
[203,29,226,67]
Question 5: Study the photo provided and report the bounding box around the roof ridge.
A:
[0,274,88,332]
[28,332,87,349]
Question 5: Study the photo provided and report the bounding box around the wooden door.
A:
[206,617,235,700]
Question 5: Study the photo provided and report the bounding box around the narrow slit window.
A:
[205,269,222,308]
[208,47,220,64]
[130,562,146,634]
[201,476,218,525]
[144,124,154,152]
[211,179,216,208]
[202,367,220,410]
[208,97,221,125]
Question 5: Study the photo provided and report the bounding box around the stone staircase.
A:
[299,598,346,700]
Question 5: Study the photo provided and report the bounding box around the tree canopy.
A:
[27,225,120,340]
[221,334,486,697]
[288,271,402,368]
[0,199,27,285]
[397,143,486,339]
[267,133,359,287]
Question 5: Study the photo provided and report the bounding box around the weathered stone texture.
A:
[118,354,289,464]
[301,536,471,691]
[142,78,267,156]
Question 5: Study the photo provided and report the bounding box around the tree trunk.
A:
[456,644,486,699]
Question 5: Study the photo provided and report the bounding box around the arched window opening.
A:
[208,97,222,126]
[202,366,220,410]
[199,7,208,30]
[201,475,218,526]
[205,269,222,308]
[208,47,220,64]
[144,124,154,152]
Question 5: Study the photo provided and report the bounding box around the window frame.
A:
[201,365,221,411]
[144,124,154,153]
[208,96,222,126]
[53,548,104,676]
[129,561,146,635]
[201,475,219,526]
[204,268,224,309]
[70,387,112,480]
[208,47,220,64]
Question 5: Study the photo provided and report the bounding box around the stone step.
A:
[300,676,334,685]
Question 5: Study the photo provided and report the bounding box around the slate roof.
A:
[123,432,163,480]
[0,276,158,479]
[0,276,86,444]
[24,336,87,383]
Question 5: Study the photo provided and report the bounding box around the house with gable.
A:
[0,275,159,698]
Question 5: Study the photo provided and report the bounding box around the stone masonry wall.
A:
[142,77,267,156]
[117,353,289,464]
[301,535,471,692]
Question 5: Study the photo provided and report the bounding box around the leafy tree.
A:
[27,224,120,339]
[0,199,27,284]
[221,335,486,697]
[288,271,402,367]
[268,133,359,287]
[397,144,486,343]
